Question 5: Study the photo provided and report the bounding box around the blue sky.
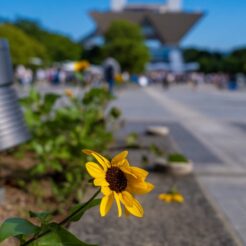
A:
[1,0,246,51]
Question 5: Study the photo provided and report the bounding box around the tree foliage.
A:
[82,45,105,65]
[14,18,82,62]
[0,24,48,65]
[183,47,246,74]
[104,20,150,73]
[104,20,144,43]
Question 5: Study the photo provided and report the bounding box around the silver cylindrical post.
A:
[0,40,13,86]
[0,39,30,151]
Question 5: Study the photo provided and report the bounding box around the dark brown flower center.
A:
[106,167,127,193]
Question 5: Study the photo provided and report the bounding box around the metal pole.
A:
[0,39,30,151]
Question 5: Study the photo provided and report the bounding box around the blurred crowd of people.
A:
[147,71,246,90]
[14,64,246,93]
[15,65,80,85]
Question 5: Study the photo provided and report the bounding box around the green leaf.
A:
[0,217,39,242]
[43,93,60,113]
[69,199,101,222]
[44,141,53,153]
[30,89,41,102]
[29,211,52,224]
[50,161,63,172]
[32,143,44,155]
[31,163,46,175]
[29,224,97,246]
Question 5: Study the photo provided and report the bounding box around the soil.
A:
[0,152,70,222]
[0,152,34,219]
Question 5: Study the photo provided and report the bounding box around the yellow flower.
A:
[65,89,74,98]
[75,60,90,71]
[158,192,184,203]
[173,194,184,203]
[158,194,172,203]
[115,74,123,83]
[83,149,154,218]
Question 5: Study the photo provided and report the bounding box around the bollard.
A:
[0,39,30,151]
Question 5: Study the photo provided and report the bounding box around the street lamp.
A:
[0,39,30,151]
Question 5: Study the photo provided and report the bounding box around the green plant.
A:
[167,153,188,164]
[0,150,154,245]
[17,87,119,205]
[125,132,139,148]
[0,190,101,246]
[149,144,165,157]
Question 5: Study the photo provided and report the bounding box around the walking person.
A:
[104,64,114,93]
[103,57,120,94]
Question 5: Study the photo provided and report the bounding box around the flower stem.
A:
[21,189,100,246]
[59,189,100,226]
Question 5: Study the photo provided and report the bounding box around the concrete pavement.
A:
[113,84,246,244]
[16,82,246,244]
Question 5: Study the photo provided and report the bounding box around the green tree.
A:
[183,48,225,73]
[0,24,48,66]
[183,47,246,74]
[15,18,82,62]
[225,48,246,73]
[104,20,150,73]
[82,45,105,65]
[42,33,82,62]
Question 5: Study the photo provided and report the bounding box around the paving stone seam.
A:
[144,86,246,245]
[196,177,243,246]
[144,87,245,170]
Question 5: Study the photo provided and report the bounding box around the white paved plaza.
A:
[113,83,246,245]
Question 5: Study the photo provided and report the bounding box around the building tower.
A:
[167,0,182,12]
[83,0,203,73]
[111,0,127,12]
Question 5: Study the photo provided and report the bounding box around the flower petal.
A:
[122,159,130,167]
[94,178,109,187]
[127,181,154,195]
[159,194,172,203]
[101,186,112,196]
[120,191,134,207]
[158,194,168,200]
[130,166,149,179]
[124,207,131,217]
[85,162,105,178]
[114,192,122,217]
[112,151,128,166]
[173,194,184,203]
[100,194,114,216]
[83,149,110,170]
[124,197,144,218]
[120,165,137,178]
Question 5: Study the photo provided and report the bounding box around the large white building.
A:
[83,0,203,73]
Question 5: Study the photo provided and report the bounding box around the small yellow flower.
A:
[158,194,172,203]
[65,89,74,98]
[83,149,154,217]
[173,194,184,203]
[158,192,184,203]
[115,74,123,83]
[75,60,90,71]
